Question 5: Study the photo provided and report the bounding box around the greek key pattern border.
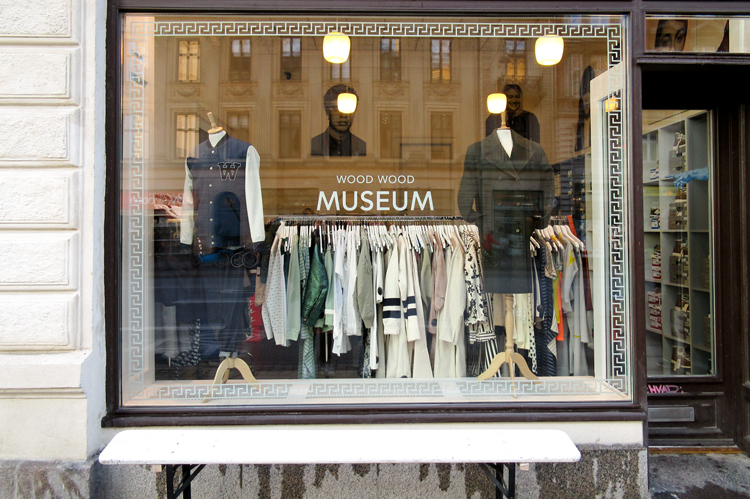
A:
[123,17,628,403]
[131,378,624,401]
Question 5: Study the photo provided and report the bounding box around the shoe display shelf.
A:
[642,111,713,377]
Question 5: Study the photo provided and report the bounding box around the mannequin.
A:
[458,111,555,384]
[181,112,264,393]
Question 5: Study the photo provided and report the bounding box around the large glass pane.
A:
[120,15,630,407]
[642,110,714,377]
[646,16,750,53]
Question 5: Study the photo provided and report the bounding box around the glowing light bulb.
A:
[605,96,619,112]
[535,35,564,66]
[487,93,507,114]
[323,32,351,64]
[337,92,357,113]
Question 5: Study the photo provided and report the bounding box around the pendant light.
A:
[487,93,507,114]
[323,31,351,64]
[535,35,564,66]
[337,86,357,114]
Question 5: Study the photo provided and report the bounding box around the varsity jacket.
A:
[180,134,265,250]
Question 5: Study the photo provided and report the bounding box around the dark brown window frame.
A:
[105,0,750,429]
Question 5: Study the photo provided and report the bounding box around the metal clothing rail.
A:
[268,215,466,223]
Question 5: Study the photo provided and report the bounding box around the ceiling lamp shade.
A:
[323,32,351,64]
[535,35,564,66]
[487,93,507,114]
[337,92,357,113]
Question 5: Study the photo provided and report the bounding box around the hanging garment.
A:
[262,233,287,345]
[298,229,316,379]
[434,234,467,378]
[513,293,537,373]
[428,238,446,335]
[285,233,302,342]
[409,245,433,378]
[384,235,411,378]
[356,230,375,329]
[534,245,557,376]
[343,228,362,337]
[419,246,432,315]
[302,241,329,326]
[332,228,350,355]
[373,248,386,376]
[316,246,335,333]
[181,135,265,247]
[558,242,589,376]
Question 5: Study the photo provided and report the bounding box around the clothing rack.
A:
[268,215,466,223]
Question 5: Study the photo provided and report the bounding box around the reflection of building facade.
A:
[151,34,598,217]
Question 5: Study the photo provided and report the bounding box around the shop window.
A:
[226,111,250,144]
[330,59,350,81]
[229,39,251,81]
[431,39,451,82]
[641,110,715,377]
[430,112,453,159]
[175,113,199,158]
[279,111,301,158]
[380,38,401,81]
[281,37,301,80]
[380,111,402,159]
[178,40,200,82]
[117,15,632,410]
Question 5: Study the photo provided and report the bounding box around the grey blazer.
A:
[457,130,555,294]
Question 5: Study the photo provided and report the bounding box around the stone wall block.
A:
[0,293,78,350]
[0,0,72,38]
[0,170,78,227]
[0,109,78,165]
[0,395,88,460]
[0,49,76,102]
[0,233,77,289]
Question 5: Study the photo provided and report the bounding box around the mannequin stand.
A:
[477,294,540,398]
[203,352,257,403]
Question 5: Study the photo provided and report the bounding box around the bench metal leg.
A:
[165,464,205,499]
[480,463,515,499]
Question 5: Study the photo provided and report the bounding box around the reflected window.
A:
[380,111,402,159]
[226,111,250,143]
[431,39,451,82]
[281,37,301,81]
[178,40,200,82]
[229,39,251,80]
[175,113,199,158]
[505,40,526,80]
[430,112,452,160]
[331,59,351,81]
[380,38,401,81]
[279,111,301,158]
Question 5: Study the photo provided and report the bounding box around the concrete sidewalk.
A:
[650,451,750,498]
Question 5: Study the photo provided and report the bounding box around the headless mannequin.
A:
[477,112,539,391]
[201,112,257,401]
